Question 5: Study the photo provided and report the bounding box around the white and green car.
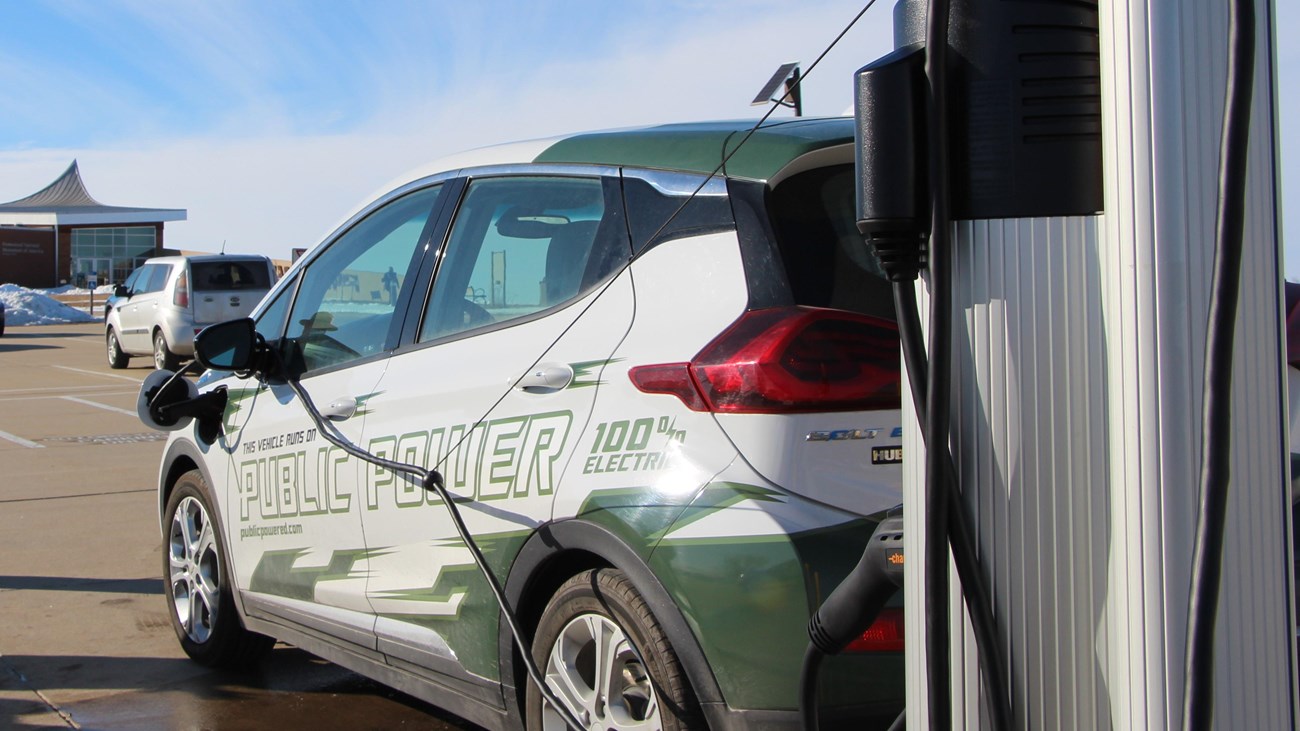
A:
[150,118,907,730]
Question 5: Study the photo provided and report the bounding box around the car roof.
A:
[533,117,855,181]
[394,117,855,189]
[141,254,270,266]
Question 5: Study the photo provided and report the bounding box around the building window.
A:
[71,226,157,286]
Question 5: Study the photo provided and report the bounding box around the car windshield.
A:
[191,261,271,291]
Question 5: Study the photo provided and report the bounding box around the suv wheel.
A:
[106,329,129,369]
[153,331,181,371]
[526,569,700,731]
[164,470,273,668]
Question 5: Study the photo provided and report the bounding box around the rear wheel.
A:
[153,330,181,371]
[163,470,272,668]
[106,329,129,369]
[526,568,700,731]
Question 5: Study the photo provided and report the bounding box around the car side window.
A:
[418,175,626,343]
[143,264,172,293]
[283,185,442,375]
[254,275,295,344]
[122,267,144,293]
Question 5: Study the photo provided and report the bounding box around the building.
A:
[0,160,186,288]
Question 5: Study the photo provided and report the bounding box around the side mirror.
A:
[194,318,262,373]
[114,284,130,298]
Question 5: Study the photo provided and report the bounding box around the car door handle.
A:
[518,363,574,393]
[321,396,358,421]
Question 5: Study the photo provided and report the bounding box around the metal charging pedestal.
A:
[898,0,1297,727]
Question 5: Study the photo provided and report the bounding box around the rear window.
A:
[191,260,272,292]
[767,164,895,322]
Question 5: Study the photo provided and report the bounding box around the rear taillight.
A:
[173,270,190,308]
[843,607,905,653]
[629,307,900,414]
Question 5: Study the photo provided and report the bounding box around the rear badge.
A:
[806,426,902,442]
[871,446,903,465]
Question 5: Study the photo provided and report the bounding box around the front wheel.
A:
[106,329,129,369]
[527,568,701,731]
[153,330,181,371]
[163,470,272,668]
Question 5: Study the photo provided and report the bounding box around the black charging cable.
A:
[1182,0,1255,728]
[922,0,954,726]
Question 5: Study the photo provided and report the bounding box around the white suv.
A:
[106,254,276,370]
[147,118,905,729]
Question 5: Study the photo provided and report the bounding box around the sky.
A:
[0,0,1296,278]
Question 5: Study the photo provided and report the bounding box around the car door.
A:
[355,171,635,693]
[216,182,447,652]
[118,263,169,352]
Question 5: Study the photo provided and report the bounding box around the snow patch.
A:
[0,283,98,326]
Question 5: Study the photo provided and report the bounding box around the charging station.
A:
[856,0,1295,727]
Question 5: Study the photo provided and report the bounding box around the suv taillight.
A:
[629,307,900,414]
[174,270,189,308]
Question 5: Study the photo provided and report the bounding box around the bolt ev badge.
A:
[806,428,881,442]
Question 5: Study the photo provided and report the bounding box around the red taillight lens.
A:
[629,307,900,414]
[843,607,905,653]
[627,363,709,411]
[174,271,189,308]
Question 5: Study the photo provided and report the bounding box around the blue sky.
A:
[0,0,1296,278]
[0,0,895,260]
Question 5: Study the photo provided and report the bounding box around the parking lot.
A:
[0,323,477,730]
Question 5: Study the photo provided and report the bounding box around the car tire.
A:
[106,329,129,369]
[163,470,273,669]
[526,568,701,731]
[153,330,181,371]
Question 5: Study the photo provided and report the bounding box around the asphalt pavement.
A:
[0,323,480,730]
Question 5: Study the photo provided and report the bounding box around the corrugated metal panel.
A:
[903,0,1293,728]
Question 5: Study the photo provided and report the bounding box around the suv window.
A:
[140,264,171,294]
[192,260,272,291]
[767,164,895,321]
[282,185,442,374]
[418,175,626,342]
[122,267,144,293]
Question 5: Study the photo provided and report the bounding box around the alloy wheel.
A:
[168,496,221,644]
[541,613,659,731]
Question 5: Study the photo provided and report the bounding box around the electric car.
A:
[106,254,276,370]
[149,118,907,730]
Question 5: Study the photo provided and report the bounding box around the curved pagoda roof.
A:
[0,160,186,226]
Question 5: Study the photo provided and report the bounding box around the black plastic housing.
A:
[861,0,1103,224]
[854,44,929,281]
[946,0,1103,219]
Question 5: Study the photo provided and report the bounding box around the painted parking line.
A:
[0,429,43,449]
[61,396,138,418]
[51,365,146,383]
[0,390,136,405]
[0,384,120,396]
